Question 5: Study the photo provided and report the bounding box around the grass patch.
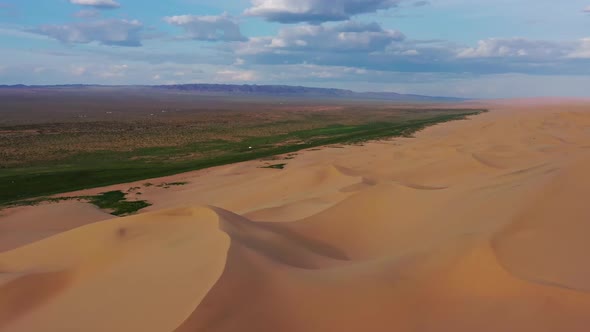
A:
[155,181,189,189]
[260,163,287,170]
[8,196,83,207]
[88,190,151,216]
[158,181,189,187]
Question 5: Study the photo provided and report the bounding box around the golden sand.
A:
[2,101,590,331]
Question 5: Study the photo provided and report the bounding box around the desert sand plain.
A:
[2,100,590,332]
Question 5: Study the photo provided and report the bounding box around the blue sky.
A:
[0,0,589,98]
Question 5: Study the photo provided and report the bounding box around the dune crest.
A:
[3,102,590,331]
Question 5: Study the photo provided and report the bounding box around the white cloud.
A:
[457,38,568,59]
[32,19,143,47]
[99,64,129,78]
[245,0,403,23]
[71,65,88,76]
[238,21,404,54]
[401,49,419,56]
[69,0,120,9]
[216,69,258,81]
[568,38,590,58]
[73,9,100,18]
[164,14,246,42]
[583,6,590,13]
[233,29,590,77]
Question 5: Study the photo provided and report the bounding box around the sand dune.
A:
[0,202,111,253]
[1,207,229,332]
[3,101,590,331]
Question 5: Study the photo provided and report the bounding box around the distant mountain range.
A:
[0,84,466,102]
[153,84,467,101]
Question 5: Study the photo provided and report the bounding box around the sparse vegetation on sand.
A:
[88,191,151,216]
[5,190,151,216]
[0,95,485,206]
[156,182,189,188]
[260,163,287,170]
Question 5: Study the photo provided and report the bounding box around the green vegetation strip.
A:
[0,111,483,207]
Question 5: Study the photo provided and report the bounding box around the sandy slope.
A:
[3,101,590,331]
[0,202,111,253]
